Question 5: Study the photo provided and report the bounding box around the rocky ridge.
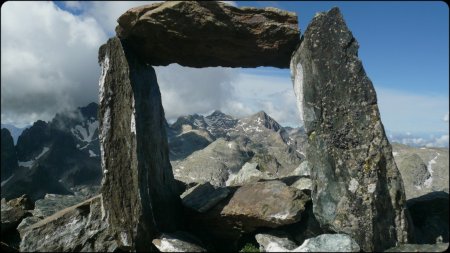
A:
[1,103,102,202]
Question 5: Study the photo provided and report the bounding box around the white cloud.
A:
[1,0,448,143]
[79,1,157,35]
[443,112,449,123]
[1,1,107,126]
[376,87,449,133]
[219,1,238,7]
[155,64,240,121]
[388,131,449,148]
[62,1,83,11]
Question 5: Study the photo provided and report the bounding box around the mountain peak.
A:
[79,102,98,119]
[208,110,225,117]
[246,111,282,132]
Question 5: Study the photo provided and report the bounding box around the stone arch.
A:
[98,1,411,251]
[98,1,299,251]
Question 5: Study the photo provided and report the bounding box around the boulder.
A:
[19,195,118,252]
[173,138,251,187]
[98,37,181,250]
[255,231,298,252]
[226,162,270,186]
[384,243,449,252]
[221,180,310,229]
[181,182,230,213]
[295,234,360,252]
[401,153,430,188]
[116,1,300,68]
[262,234,360,252]
[152,232,207,252]
[33,192,93,218]
[407,191,449,244]
[290,161,311,177]
[290,7,412,251]
[17,216,42,236]
[5,194,34,210]
[291,177,312,191]
[1,195,33,234]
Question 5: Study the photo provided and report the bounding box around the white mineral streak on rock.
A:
[98,54,110,182]
[292,62,305,124]
[99,55,110,104]
[270,212,290,220]
[120,232,130,247]
[100,107,110,171]
[100,195,106,220]
[348,178,359,193]
[131,95,136,135]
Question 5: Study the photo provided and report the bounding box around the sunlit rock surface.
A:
[116,1,299,68]
[291,7,412,251]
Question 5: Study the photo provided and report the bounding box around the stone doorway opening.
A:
[154,63,305,188]
[98,1,300,250]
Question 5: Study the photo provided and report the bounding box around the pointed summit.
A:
[208,110,226,117]
[248,111,281,132]
[79,102,98,120]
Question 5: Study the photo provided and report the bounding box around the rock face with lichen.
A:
[290,7,412,251]
[115,1,299,68]
[98,37,181,251]
[19,195,118,252]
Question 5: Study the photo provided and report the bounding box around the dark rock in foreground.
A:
[384,242,449,252]
[1,195,33,234]
[116,1,299,68]
[407,191,449,244]
[98,37,181,250]
[181,182,230,213]
[19,195,117,252]
[291,7,412,251]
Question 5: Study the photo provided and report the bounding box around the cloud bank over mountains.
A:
[1,1,448,148]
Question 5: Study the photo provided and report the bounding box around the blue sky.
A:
[237,1,449,135]
[1,1,448,147]
[240,1,449,94]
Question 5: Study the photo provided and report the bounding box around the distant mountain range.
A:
[1,103,101,201]
[1,102,448,202]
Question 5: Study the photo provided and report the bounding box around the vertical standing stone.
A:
[98,37,181,251]
[291,8,412,251]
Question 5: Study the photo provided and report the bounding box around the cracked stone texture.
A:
[19,195,118,252]
[290,7,412,251]
[98,37,181,251]
[115,1,299,68]
[221,180,310,229]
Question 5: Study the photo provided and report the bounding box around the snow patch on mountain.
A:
[71,120,99,143]
[423,152,440,188]
[89,150,98,157]
[1,174,14,187]
[18,146,50,169]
